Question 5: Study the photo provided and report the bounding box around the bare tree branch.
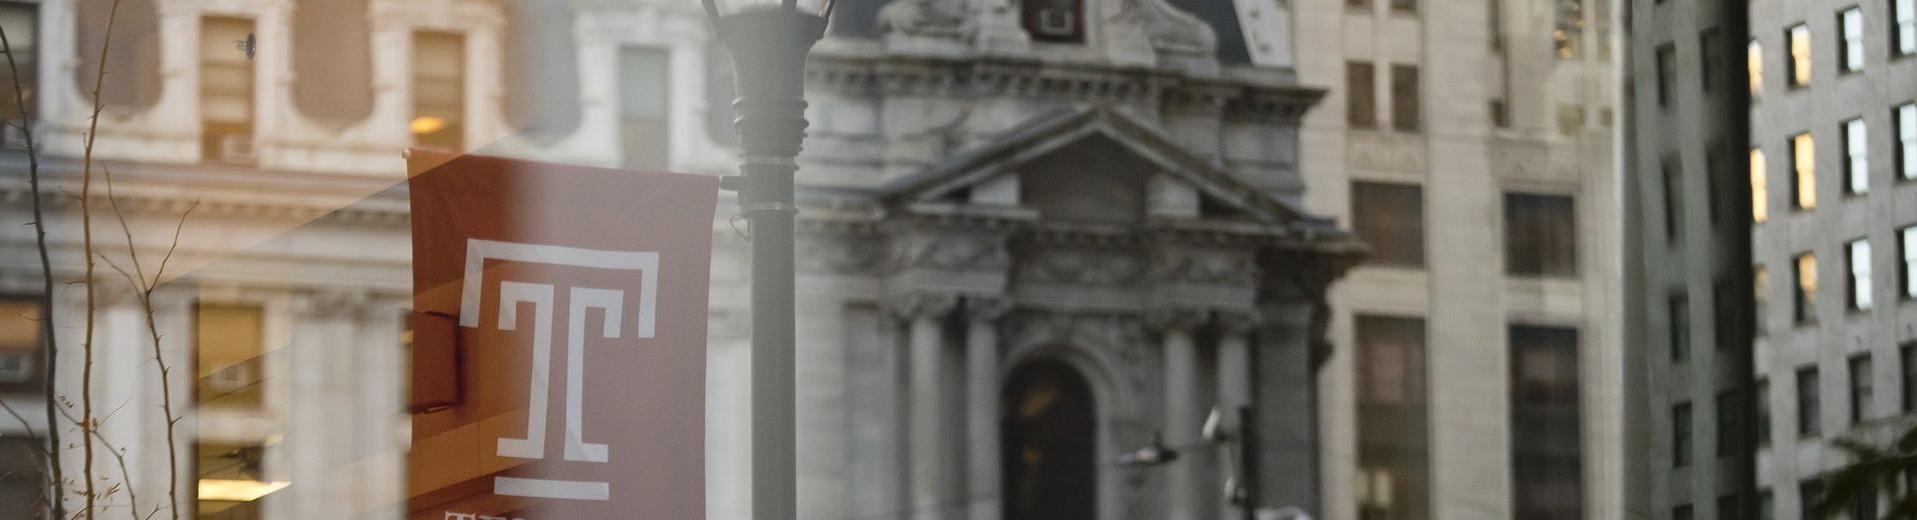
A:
[0,13,65,520]
[79,1,129,517]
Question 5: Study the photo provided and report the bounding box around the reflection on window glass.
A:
[1792,132,1816,210]
[196,303,265,409]
[1352,181,1425,267]
[196,442,277,519]
[1848,238,1873,311]
[1843,118,1868,194]
[1356,315,1429,520]
[1897,103,1916,180]
[0,2,36,148]
[1899,0,1917,56]
[412,31,465,151]
[1903,226,1917,299]
[1788,24,1812,88]
[1510,326,1582,520]
[1504,193,1578,277]
[200,16,255,164]
[1795,253,1818,324]
[1748,40,1764,97]
[1840,8,1865,73]
[0,297,42,392]
[0,437,44,514]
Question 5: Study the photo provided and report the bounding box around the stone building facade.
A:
[0,0,1356,519]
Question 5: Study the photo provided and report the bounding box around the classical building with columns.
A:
[0,0,1354,519]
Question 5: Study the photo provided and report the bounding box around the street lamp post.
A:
[701,0,830,519]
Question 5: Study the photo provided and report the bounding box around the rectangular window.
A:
[1555,0,1583,58]
[1663,158,1684,243]
[1504,193,1578,277]
[1490,99,1509,128]
[1556,104,1584,136]
[412,31,466,152]
[1347,61,1376,129]
[0,297,43,393]
[1700,28,1722,92]
[1844,118,1870,194]
[1757,379,1772,447]
[1798,366,1821,436]
[196,441,268,519]
[1751,148,1769,223]
[1669,291,1690,362]
[1718,495,1737,520]
[1714,278,1736,350]
[1352,182,1426,267]
[1672,402,1692,467]
[1796,252,1819,324]
[1793,132,1817,210]
[1755,265,1771,336]
[1656,44,1677,107]
[1852,354,1875,424]
[1759,490,1775,520]
[1356,315,1430,520]
[1850,238,1874,311]
[1510,326,1583,520]
[1391,0,1414,14]
[1716,391,1737,458]
[1842,8,1866,73]
[1903,225,1917,299]
[1788,24,1812,88]
[1749,39,1765,97]
[1801,480,1825,520]
[0,3,36,148]
[1903,344,1917,412]
[619,47,671,171]
[1347,0,1366,8]
[201,16,256,164]
[196,302,266,408]
[1898,0,1917,56]
[1897,103,1916,180]
[1849,484,1879,520]
[1391,64,1420,132]
[1706,145,1726,227]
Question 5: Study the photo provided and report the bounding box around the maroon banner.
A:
[405,150,717,519]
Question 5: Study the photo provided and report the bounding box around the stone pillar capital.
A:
[963,296,1013,323]
[883,291,961,321]
[1145,306,1209,334]
[1214,310,1262,336]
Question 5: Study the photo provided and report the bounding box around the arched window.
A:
[1001,359,1096,520]
[1020,0,1084,43]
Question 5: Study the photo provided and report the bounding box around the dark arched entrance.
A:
[1002,359,1097,520]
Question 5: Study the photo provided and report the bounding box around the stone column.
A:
[1151,307,1207,520]
[965,297,1011,520]
[890,293,959,520]
[1215,311,1257,518]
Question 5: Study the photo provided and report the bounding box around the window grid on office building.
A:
[1844,118,1868,194]
[1852,354,1875,424]
[1792,132,1816,210]
[1788,24,1812,88]
[1897,103,1916,180]
[1849,238,1873,311]
[1798,366,1820,436]
[1841,8,1865,73]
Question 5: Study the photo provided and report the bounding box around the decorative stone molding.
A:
[1143,305,1207,334]
[1014,245,1146,287]
[1214,309,1261,335]
[1147,243,1255,287]
[963,295,1013,323]
[876,0,969,39]
[881,291,961,320]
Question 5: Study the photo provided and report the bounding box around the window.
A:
[1757,379,1772,447]
[1505,193,1578,277]
[412,31,466,151]
[1903,344,1917,411]
[1669,291,1690,362]
[1749,40,1765,97]
[1663,158,1684,243]
[1021,0,1084,42]
[1897,0,1917,56]
[1357,315,1430,520]
[1751,148,1769,223]
[1510,326,1583,520]
[1788,24,1812,88]
[1672,504,1692,520]
[1841,8,1866,73]
[1713,278,1736,350]
[1700,28,1722,92]
[1347,0,1367,8]
[1391,0,1414,14]
[1490,99,1509,128]
[1852,354,1875,424]
[1555,0,1582,58]
[1352,181,1425,267]
[1844,118,1870,194]
[1800,480,1825,520]
[1706,146,1726,227]
[1348,61,1376,129]
[1716,390,1738,458]
[619,47,670,171]
[1796,253,1819,324]
[1759,490,1775,520]
[1656,44,1677,107]
[0,3,36,148]
[1391,64,1420,132]
[1489,0,1503,49]
[1903,225,1917,299]
[1718,495,1737,519]
[1897,103,1916,180]
[1849,238,1873,311]
[1848,483,1879,520]
[1755,265,1771,335]
[1793,132,1817,210]
[196,303,266,408]
[1798,366,1821,436]
[1672,402,1692,467]
[1556,104,1584,135]
[197,442,270,518]
[0,297,43,392]
[201,17,255,164]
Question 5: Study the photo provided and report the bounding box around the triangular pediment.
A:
[874,106,1308,225]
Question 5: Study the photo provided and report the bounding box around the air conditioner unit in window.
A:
[218,134,256,164]
[0,352,32,383]
[205,362,255,392]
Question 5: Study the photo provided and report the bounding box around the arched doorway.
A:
[1002,359,1097,520]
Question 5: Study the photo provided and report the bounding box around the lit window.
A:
[1792,132,1816,210]
[1845,118,1869,194]
[201,17,255,164]
[0,297,42,391]
[1748,40,1765,97]
[1751,148,1769,223]
[1841,8,1865,73]
[1795,252,1818,324]
[1555,0,1582,58]
[1850,238,1874,310]
[1898,0,1917,56]
[412,31,465,152]
[1788,24,1812,88]
[1898,103,1916,180]
[197,442,279,518]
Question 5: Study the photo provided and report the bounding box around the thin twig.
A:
[0,16,63,520]
[101,168,188,520]
[79,1,128,517]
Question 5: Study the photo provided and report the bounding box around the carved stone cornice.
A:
[0,182,412,228]
[1143,305,1207,334]
[1013,244,1146,287]
[1146,241,1255,287]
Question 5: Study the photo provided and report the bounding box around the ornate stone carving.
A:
[963,295,1013,323]
[1143,305,1207,334]
[1148,244,1255,286]
[882,291,961,320]
[795,232,888,275]
[885,227,1011,274]
[876,0,969,39]
[1014,246,1145,287]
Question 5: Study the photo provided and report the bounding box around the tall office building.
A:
[1291,0,1626,518]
